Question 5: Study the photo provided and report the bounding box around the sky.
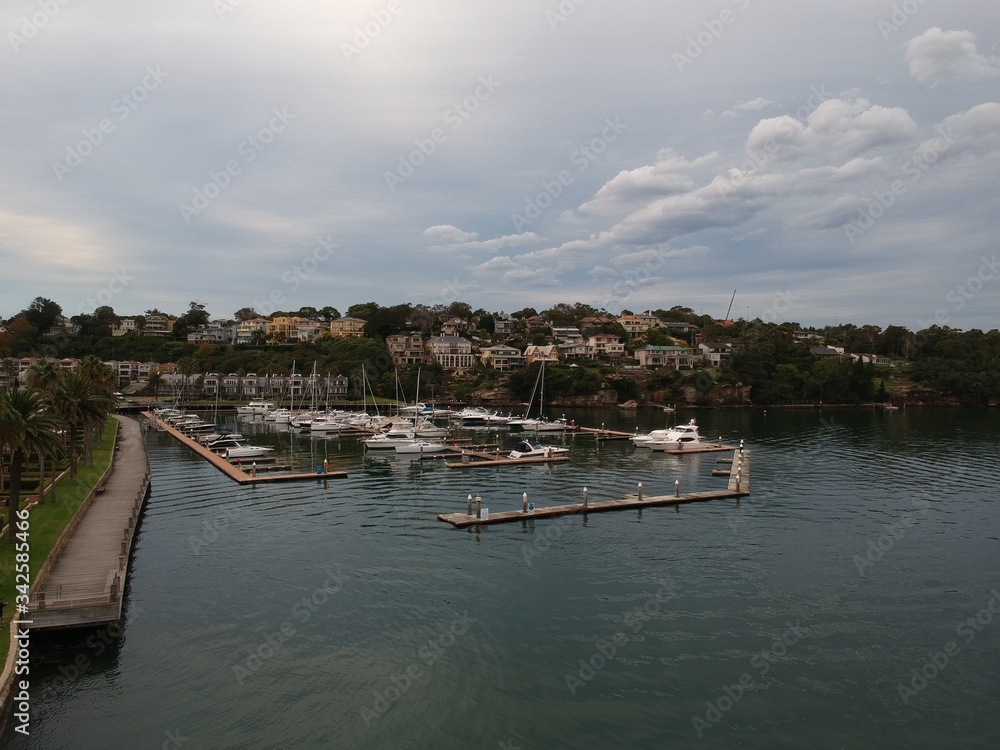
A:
[1,0,999,331]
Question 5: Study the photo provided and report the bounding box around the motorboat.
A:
[206,434,248,451]
[309,415,348,434]
[632,418,702,448]
[237,400,275,415]
[394,440,450,454]
[363,427,417,450]
[507,440,570,459]
[508,416,567,432]
[225,444,275,459]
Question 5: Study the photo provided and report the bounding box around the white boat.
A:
[507,440,570,459]
[363,427,417,450]
[394,440,449,454]
[632,418,702,448]
[309,415,347,433]
[508,416,567,432]
[237,400,276,415]
[206,434,247,451]
[225,445,275,459]
[413,420,449,438]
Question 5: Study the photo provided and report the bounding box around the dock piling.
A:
[674,479,679,497]
[583,486,588,508]
[475,495,482,519]
[522,492,528,514]
[637,482,643,502]
[467,494,473,515]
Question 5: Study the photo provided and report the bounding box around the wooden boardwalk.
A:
[143,412,348,483]
[27,417,151,630]
[438,449,750,527]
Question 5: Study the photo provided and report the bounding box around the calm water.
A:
[5,407,999,749]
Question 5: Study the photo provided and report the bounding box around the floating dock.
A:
[438,450,750,527]
[142,412,347,483]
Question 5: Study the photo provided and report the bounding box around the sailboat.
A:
[507,360,567,432]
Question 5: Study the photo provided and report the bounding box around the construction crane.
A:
[724,289,736,321]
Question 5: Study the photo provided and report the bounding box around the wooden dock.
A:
[438,449,751,527]
[142,412,347,483]
[423,444,572,469]
[27,417,151,630]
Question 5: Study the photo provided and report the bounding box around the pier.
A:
[438,449,751,527]
[143,412,347,483]
[27,417,150,630]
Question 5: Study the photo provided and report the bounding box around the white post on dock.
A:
[674,479,679,497]
[736,472,741,492]
[252,462,257,477]
[637,482,643,502]
[583,486,588,508]
[462,451,469,464]
[522,492,528,513]
[467,494,473,516]
[475,495,482,519]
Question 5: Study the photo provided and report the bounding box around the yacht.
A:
[507,440,570,459]
[394,440,449,455]
[638,419,704,451]
[363,427,417,450]
[225,444,275,459]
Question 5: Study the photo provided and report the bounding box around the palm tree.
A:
[0,388,66,543]
[26,360,61,505]
[55,372,115,479]
[72,358,118,468]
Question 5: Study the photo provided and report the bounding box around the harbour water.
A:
[5,407,999,749]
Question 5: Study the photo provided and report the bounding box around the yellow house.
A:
[329,317,367,339]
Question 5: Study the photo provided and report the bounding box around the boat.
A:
[225,444,275,459]
[206,434,248,451]
[507,440,570,459]
[363,427,417,450]
[639,419,704,451]
[237,400,276,416]
[394,440,449,455]
[507,360,566,432]
[308,414,347,433]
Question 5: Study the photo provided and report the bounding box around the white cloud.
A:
[423,225,479,243]
[721,97,775,119]
[905,28,1000,84]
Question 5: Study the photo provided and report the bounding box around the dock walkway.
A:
[143,412,347,483]
[27,416,150,630]
[438,449,750,527]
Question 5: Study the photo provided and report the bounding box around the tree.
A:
[234,307,260,321]
[0,387,66,542]
[318,306,341,322]
[55,368,116,478]
[20,297,63,334]
[346,302,380,321]
[26,359,61,504]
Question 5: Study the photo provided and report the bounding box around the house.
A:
[617,312,663,338]
[851,353,892,366]
[233,318,268,345]
[267,316,308,343]
[588,333,625,358]
[633,345,698,370]
[187,322,234,344]
[524,344,560,366]
[295,321,325,343]
[493,314,518,338]
[112,318,138,336]
[427,335,475,370]
[386,333,426,368]
[143,314,173,337]
[480,345,525,371]
[579,316,616,332]
[440,317,469,336]
[329,317,366,339]
[699,341,734,366]
[810,346,845,358]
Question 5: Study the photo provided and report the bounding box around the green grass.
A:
[0,419,117,666]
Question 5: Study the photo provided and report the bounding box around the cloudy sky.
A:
[2,0,998,330]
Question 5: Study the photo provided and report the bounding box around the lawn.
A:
[0,418,117,667]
